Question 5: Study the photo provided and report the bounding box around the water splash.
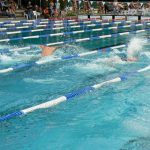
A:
[127,37,147,59]
[74,58,117,75]
[53,44,86,57]
[0,54,13,64]
[24,78,56,84]
[0,45,41,65]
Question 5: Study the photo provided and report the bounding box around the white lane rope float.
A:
[0,64,150,122]
[0,44,127,74]
[0,22,147,43]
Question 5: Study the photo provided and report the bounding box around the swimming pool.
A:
[0,19,150,150]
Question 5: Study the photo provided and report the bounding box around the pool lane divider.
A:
[0,18,97,25]
[0,19,89,28]
[0,44,127,74]
[0,16,148,25]
[0,22,145,35]
[0,20,133,35]
[0,23,148,54]
[0,20,132,32]
[0,19,76,25]
[0,22,148,43]
[0,19,103,29]
[0,19,110,30]
[47,27,150,46]
[0,20,102,31]
[0,19,76,24]
[0,64,150,122]
[0,17,127,25]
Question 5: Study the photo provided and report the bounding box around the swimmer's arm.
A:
[39,45,60,57]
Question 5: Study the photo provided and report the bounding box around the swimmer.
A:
[40,45,58,57]
[118,53,138,62]
[40,45,138,62]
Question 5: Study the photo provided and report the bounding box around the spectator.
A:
[48,1,55,17]
[26,1,34,19]
[6,6,16,18]
[59,0,67,17]
[72,0,78,12]
[97,1,105,14]
[9,0,17,12]
[0,0,8,11]
[43,7,50,18]
[55,1,60,17]
[113,0,119,14]
[104,2,113,14]
[34,4,41,17]
[83,0,91,13]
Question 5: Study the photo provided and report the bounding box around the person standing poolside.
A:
[26,1,34,20]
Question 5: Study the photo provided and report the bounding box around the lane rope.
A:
[0,64,150,122]
[0,22,148,43]
[0,44,127,73]
[0,21,133,36]
[0,20,132,32]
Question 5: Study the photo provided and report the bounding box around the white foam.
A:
[24,78,56,84]
[74,58,117,74]
[24,78,68,84]
[127,37,147,59]
[96,56,125,64]
[123,118,150,136]
[0,54,13,64]
[141,52,150,58]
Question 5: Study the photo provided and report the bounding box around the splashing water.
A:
[0,54,13,64]
[127,37,147,59]
[53,44,86,57]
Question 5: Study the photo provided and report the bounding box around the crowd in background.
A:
[0,0,17,18]
[1,0,150,19]
[25,0,150,19]
[93,1,150,15]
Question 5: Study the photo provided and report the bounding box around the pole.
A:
[40,0,42,8]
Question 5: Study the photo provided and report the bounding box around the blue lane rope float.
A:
[0,64,150,122]
[0,23,148,43]
[0,20,134,36]
[0,20,133,32]
[0,44,127,74]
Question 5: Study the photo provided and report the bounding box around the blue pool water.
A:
[0,20,150,150]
